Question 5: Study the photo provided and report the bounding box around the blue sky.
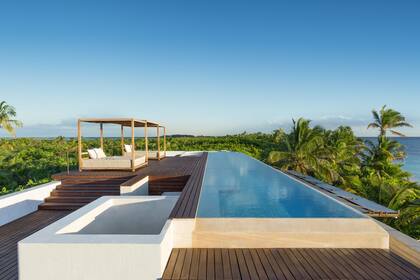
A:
[1,0,419,137]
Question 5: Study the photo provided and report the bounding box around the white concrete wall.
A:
[19,196,177,280]
[171,219,196,248]
[76,198,177,235]
[20,242,168,280]
[0,181,60,226]
[164,151,204,157]
[120,176,149,195]
[376,220,420,266]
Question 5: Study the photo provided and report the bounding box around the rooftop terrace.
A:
[0,152,419,279]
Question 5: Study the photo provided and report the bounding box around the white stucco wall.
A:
[0,181,60,226]
[120,176,149,195]
[19,196,177,280]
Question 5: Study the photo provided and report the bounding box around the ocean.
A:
[364,137,420,181]
[396,137,420,181]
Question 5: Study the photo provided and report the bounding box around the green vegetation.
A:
[0,101,22,137]
[267,107,419,238]
[0,106,418,238]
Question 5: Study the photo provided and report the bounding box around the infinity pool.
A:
[197,152,363,218]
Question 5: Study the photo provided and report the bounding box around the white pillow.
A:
[94,148,107,159]
[124,144,133,153]
[87,149,97,159]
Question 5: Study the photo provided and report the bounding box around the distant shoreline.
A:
[2,136,420,139]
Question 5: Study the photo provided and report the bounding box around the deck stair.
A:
[38,175,134,211]
[39,174,192,211]
[148,175,190,195]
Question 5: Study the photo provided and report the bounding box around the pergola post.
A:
[157,126,161,160]
[144,122,148,162]
[131,119,135,172]
[120,125,124,155]
[77,119,82,172]
[164,126,167,157]
[100,123,104,150]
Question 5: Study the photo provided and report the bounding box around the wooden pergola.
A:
[77,118,167,172]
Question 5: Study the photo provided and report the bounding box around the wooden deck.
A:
[42,153,208,212]
[163,248,420,280]
[2,153,420,279]
[0,153,208,279]
[170,153,208,218]
[0,210,70,280]
[52,153,205,180]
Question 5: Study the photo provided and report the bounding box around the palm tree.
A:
[367,105,412,137]
[319,126,364,192]
[364,106,414,204]
[0,101,22,136]
[267,118,325,175]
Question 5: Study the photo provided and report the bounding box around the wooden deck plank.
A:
[342,249,390,280]
[272,249,304,280]
[311,248,346,279]
[370,249,420,279]
[221,249,232,279]
[169,153,208,218]
[171,248,186,279]
[214,249,224,280]
[353,249,399,280]
[249,249,269,280]
[335,249,373,280]
[187,154,208,217]
[198,248,208,280]
[235,249,251,280]
[282,249,311,279]
[189,248,201,280]
[180,247,193,280]
[228,249,241,280]
[255,249,278,280]
[242,249,260,279]
[263,249,289,280]
[163,248,420,280]
[387,251,420,277]
[0,210,69,280]
[266,249,295,280]
[162,249,179,280]
[290,249,323,280]
[314,248,359,280]
[206,248,215,280]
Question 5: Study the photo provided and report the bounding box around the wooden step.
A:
[149,181,186,186]
[38,202,86,211]
[61,180,127,186]
[53,173,134,181]
[45,196,98,203]
[149,185,185,195]
[51,189,120,197]
[56,185,120,191]
[150,176,189,182]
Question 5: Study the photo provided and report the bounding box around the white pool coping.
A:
[0,181,60,226]
[19,196,178,280]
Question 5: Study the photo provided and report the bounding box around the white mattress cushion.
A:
[94,148,107,159]
[87,149,97,159]
[124,144,132,153]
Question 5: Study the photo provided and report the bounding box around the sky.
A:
[0,0,419,137]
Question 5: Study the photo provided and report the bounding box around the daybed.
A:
[124,145,166,160]
[82,155,146,170]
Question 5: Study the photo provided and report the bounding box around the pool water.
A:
[197,152,363,218]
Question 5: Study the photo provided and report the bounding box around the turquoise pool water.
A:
[197,152,363,218]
